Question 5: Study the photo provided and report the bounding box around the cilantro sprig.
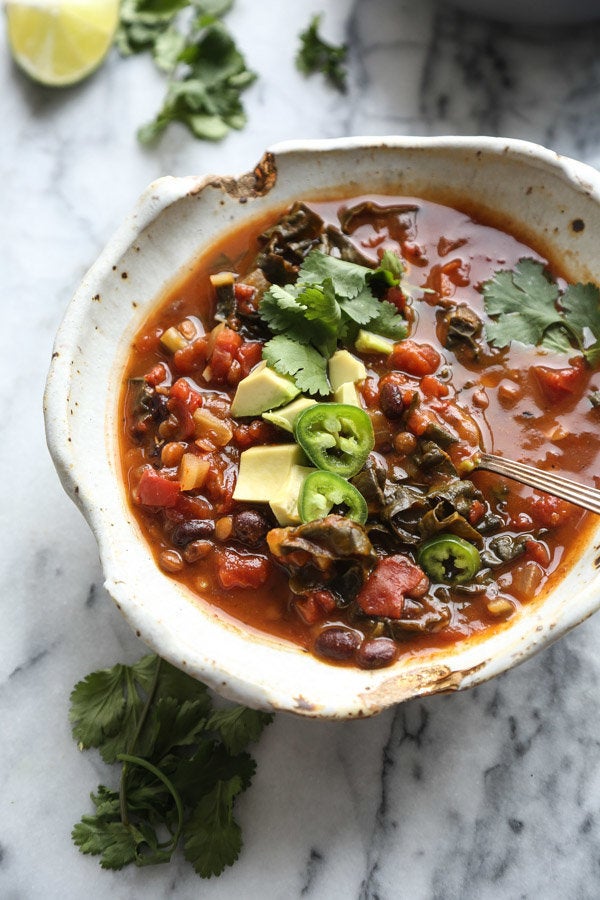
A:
[70,654,271,876]
[296,14,348,93]
[259,249,407,396]
[482,258,600,365]
[116,0,256,144]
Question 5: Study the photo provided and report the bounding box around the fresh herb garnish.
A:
[70,654,271,876]
[296,14,348,93]
[482,258,600,364]
[116,0,256,144]
[259,249,406,396]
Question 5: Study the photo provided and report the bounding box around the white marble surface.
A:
[3,0,600,897]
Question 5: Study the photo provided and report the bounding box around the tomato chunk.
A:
[235,341,263,378]
[357,556,429,618]
[527,494,574,529]
[295,589,337,625]
[532,360,584,404]
[388,340,441,376]
[137,468,180,508]
[215,549,270,589]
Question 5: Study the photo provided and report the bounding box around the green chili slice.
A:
[299,470,368,524]
[294,403,374,478]
[418,532,481,585]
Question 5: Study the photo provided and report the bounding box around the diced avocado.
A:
[354,329,395,356]
[231,361,300,418]
[328,349,367,391]
[232,444,308,502]
[262,396,317,433]
[333,381,362,407]
[269,465,315,526]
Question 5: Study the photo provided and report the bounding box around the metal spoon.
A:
[476,452,600,516]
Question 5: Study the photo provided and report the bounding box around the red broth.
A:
[120,195,600,668]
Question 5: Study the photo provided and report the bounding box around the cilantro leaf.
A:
[560,281,600,364]
[483,259,563,349]
[69,664,128,748]
[338,286,382,326]
[368,300,408,340]
[263,335,330,396]
[72,818,139,870]
[370,249,404,289]
[299,250,367,299]
[259,284,313,339]
[183,778,244,877]
[206,706,273,756]
[296,14,348,94]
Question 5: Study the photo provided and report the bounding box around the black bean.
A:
[314,627,361,661]
[379,382,405,419]
[171,519,215,547]
[233,510,269,547]
[355,638,398,669]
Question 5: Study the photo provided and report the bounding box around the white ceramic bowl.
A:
[44,136,600,718]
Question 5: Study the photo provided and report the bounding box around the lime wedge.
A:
[6,0,119,87]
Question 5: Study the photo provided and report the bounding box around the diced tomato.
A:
[145,363,167,387]
[388,340,441,376]
[168,378,203,439]
[204,453,237,513]
[215,549,270,589]
[295,590,337,625]
[420,374,449,398]
[137,468,180,508]
[527,494,574,529]
[357,556,429,619]
[209,327,243,382]
[468,499,486,525]
[386,286,407,313]
[233,419,278,449]
[360,376,380,408]
[235,341,263,378]
[165,493,213,522]
[227,359,243,386]
[525,539,551,567]
[135,326,162,354]
[169,378,203,412]
[532,359,585,404]
[406,405,436,436]
[234,282,259,316]
[173,336,208,374]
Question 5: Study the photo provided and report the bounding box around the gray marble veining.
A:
[3,0,600,897]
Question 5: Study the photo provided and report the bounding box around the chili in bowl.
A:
[45,136,600,717]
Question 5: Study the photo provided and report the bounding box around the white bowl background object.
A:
[44,136,600,718]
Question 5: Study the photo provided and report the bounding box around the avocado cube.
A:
[262,396,317,433]
[231,361,300,418]
[232,444,308,503]
[328,349,367,391]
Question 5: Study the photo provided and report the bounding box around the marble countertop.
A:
[4,0,600,897]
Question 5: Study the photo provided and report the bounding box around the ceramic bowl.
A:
[44,136,600,718]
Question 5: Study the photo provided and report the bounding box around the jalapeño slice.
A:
[418,533,481,585]
[299,470,368,524]
[294,403,374,478]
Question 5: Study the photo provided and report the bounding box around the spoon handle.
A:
[476,452,600,516]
